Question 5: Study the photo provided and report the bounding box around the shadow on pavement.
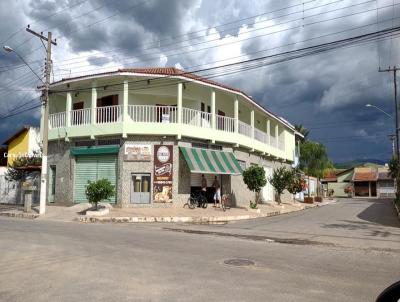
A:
[357,199,400,228]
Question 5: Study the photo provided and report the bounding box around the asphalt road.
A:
[0,198,399,302]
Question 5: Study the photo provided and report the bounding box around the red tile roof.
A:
[353,168,378,182]
[50,67,294,130]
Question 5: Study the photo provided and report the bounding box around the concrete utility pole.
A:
[379,66,400,160]
[26,26,57,215]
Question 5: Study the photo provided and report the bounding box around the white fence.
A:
[97,105,123,124]
[49,112,66,129]
[216,115,235,133]
[182,108,211,128]
[71,108,91,126]
[128,105,177,123]
[238,121,252,137]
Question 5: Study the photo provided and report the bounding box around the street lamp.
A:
[365,104,393,119]
[365,103,398,158]
[3,45,44,83]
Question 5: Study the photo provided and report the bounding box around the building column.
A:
[266,119,270,145]
[177,82,183,139]
[250,109,254,139]
[275,123,279,148]
[91,86,97,139]
[66,92,72,127]
[122,80,129,138]
[369,182,371,197]
[234,96,239,134]
[211,90,216,130]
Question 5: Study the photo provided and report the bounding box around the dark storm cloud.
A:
[0,0,398,163]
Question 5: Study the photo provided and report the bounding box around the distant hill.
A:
[334,159,387,169]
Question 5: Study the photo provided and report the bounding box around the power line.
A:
[51,2,400,78]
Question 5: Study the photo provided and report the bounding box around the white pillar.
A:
[123,81,128,138]
[267,119,270,145]
[177,83,182,124]
[250,109,254,139]
[66,92,72,127]
[234,96,239,134]
[91,86,97,126]
[275,123,279,148]
[211,90,216,129]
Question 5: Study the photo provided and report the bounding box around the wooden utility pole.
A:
[379,66,400,160]
[26,25,57,215]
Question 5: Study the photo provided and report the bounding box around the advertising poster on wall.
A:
[153,145,173,203]
[124,144,151,161]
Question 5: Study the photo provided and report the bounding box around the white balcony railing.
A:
[278,138,285,151]
[97,105,123,124]
[270,136,277,147]
[182,108,211,128]
[71,108,91,126]
[216,115,235,133]
[238,121,252,137]
[48,104,285,152]
[128,105,177,123]
[49,112,66,129]
[254,128,268,144]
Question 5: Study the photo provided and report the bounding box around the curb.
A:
[0,212,39,219]
[76,209,292,224]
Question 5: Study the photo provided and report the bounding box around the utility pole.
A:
[26,26,57,215]
[379,66,400,160]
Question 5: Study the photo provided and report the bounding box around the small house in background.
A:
[0,126,41,205]
[322,168,353,198]
[352,167,378,197]
[2,125,41,167]
[377,167,396,198]
[322,165,395,198]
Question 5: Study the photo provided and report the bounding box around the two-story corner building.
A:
[46,67,298,207]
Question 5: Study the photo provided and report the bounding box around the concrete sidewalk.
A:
[0,199,337,223]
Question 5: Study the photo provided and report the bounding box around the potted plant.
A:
[344,185,353,198]
[85,178,115,210]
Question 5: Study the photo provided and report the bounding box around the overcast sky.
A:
[0,0,399,163]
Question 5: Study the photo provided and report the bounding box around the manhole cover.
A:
[224,258,255,267]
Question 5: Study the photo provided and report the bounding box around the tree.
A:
[294,124,309,141]
[299,141,331,197]
[85,178,115,210]
[388,155,400,199]
[242,165,267,204]
[269,166,292,204]
[286,169,304,201]
[5,151,42,182]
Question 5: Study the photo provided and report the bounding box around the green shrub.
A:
[85,178,115,210]
[269,167,292,204]
[242,165,267,204]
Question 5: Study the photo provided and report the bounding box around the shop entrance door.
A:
[130,173,151,203]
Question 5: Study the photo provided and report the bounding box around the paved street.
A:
[0,198,399,302]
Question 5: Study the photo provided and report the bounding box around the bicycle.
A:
[221,194,230,212]
[187,191,208,209]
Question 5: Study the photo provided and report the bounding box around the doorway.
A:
[130,173,151,204]
[49,165,56,203]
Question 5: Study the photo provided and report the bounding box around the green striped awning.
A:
[180,147,243,175]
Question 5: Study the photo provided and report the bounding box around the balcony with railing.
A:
[48,104,287,156]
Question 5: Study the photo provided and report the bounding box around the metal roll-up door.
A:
[74,155,117,203]
[190,173,215,187]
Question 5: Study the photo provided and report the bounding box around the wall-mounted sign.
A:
[153,145,173,203]
[124,144,151,161]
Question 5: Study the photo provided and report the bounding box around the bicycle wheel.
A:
[188,197,197,209]
[221,196,226,211]
[201,196,208,208]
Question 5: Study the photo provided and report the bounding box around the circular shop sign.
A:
[157,146,170,163]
